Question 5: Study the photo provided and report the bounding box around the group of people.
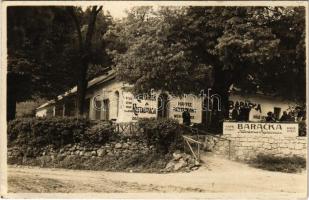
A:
[230,106,306,123]
[231,106,251,122]
[266,110,305,122]
[182,107,305,125]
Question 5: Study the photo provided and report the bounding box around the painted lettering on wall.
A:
[223,122,298,136]
[229,100,262,113]
[123,92,157,120]
[169,98,202,123]
[237,123,282,131]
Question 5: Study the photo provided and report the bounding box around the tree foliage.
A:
[107,6,306,118]
[7,6,113,119]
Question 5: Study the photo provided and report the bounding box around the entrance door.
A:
[95,100,102,120]
[158,93,169,118]
[102,99,110,121]
[274,107,281,120]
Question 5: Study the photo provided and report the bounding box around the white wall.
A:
[35,109,47,117]
[87,80,203,123]
[229,94,297,121]
[35,105,55,117]
[88,80,124,121]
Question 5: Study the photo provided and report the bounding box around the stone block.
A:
[97,149,106,157]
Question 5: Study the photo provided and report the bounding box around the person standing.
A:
[280,111,289,122]
[231,107,239,121]
[182,108,191,126]
[266,112,275,122]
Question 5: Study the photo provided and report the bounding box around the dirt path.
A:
[7,154,307,197]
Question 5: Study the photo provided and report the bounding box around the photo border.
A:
[1,1,308,199]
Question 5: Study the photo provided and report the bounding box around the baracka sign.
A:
[223,122,299,137]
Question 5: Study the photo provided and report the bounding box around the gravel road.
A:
[7,154,307,199]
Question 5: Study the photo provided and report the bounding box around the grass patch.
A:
[250,154,306,173]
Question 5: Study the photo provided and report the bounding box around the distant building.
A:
[36,70,299,124]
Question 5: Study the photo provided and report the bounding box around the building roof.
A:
[36,69,116,110]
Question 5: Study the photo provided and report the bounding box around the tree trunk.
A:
[209,68,232,132]
[67,6,103,116]
[7,73,18,121]
[76,59,89,116]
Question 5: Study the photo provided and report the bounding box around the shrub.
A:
[250,153,306,173]
[83,121,115,144]
[138,118,183,154]
[7,117,91,149]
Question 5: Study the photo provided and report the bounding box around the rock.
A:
[84,152,91,157]
[174,158,187,171]
[188,158,196,165]
[183,154,191,161]
[122,143,129,149]
[115,143,122,149]
[195,160,200,166]
[173,152,183,161]
[97,149,106,157]
[165,161,175,169]
[91,151,97,156]
[190,166,199,171]
[107,152,114,156]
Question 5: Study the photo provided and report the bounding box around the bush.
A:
[8,117,91,149]
[250,153,306,173]
[84,121,115,144]
[138,118,183,153]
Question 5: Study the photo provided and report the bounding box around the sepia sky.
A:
[100,2,158,19]
[102,3,134,19]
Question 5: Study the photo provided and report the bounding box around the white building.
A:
[36,70,299,124]
[35,70,203,124]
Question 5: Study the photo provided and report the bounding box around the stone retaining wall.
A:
[8,138,199,172]
[202,134,307,160]
[8,139,154,161]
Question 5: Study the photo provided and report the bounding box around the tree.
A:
[66,6,103,116]
[7,6,112,120]
[7,7,78,120]
[108,6,306,124]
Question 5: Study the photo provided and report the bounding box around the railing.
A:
[182,125,232,160]
[183,135,202,161]
[113,122,139,136]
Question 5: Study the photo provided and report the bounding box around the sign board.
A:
[120,91,157,122]
[169,95,202,124]
[223,122,299,137]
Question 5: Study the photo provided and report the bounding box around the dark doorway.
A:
[103,99,110,120]
[94,100,102,120]
[158,93,169,118]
